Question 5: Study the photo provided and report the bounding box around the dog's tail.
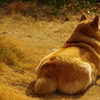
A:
[34,76,57,96]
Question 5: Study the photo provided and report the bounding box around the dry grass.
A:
[0,35,23,65]
[6,1,34,15]
[0,34,34,72]
[4,0,99,22]
[5,0,54,20]
[0,13,100,100]
[0,84,39,100]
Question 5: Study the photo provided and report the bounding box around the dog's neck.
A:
[65,31,100,55]
[73,23,99,40]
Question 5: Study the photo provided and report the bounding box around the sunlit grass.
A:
[0,84,37,100]
[0,35,35,73]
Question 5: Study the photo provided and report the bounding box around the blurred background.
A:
[0,0,100,20]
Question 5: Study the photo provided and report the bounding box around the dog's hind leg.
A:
[34,76,57,95]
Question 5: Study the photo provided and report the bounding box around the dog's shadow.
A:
[26,76,100,99]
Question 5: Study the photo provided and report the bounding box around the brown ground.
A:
[0,13,100,100]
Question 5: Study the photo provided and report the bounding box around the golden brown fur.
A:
[34,14,100,95]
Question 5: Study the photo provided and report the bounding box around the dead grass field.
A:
[0,13,100,100]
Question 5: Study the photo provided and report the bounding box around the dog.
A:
[34,14,100,95]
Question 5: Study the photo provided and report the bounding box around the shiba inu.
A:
[34,14,100,95]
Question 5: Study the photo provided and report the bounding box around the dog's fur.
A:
[34,14,100,95]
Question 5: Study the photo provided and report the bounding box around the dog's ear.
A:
[90,15,99,30]
[79,14,87,22]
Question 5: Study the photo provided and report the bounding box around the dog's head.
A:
[66,14,100,43]
[73,14,99,39]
